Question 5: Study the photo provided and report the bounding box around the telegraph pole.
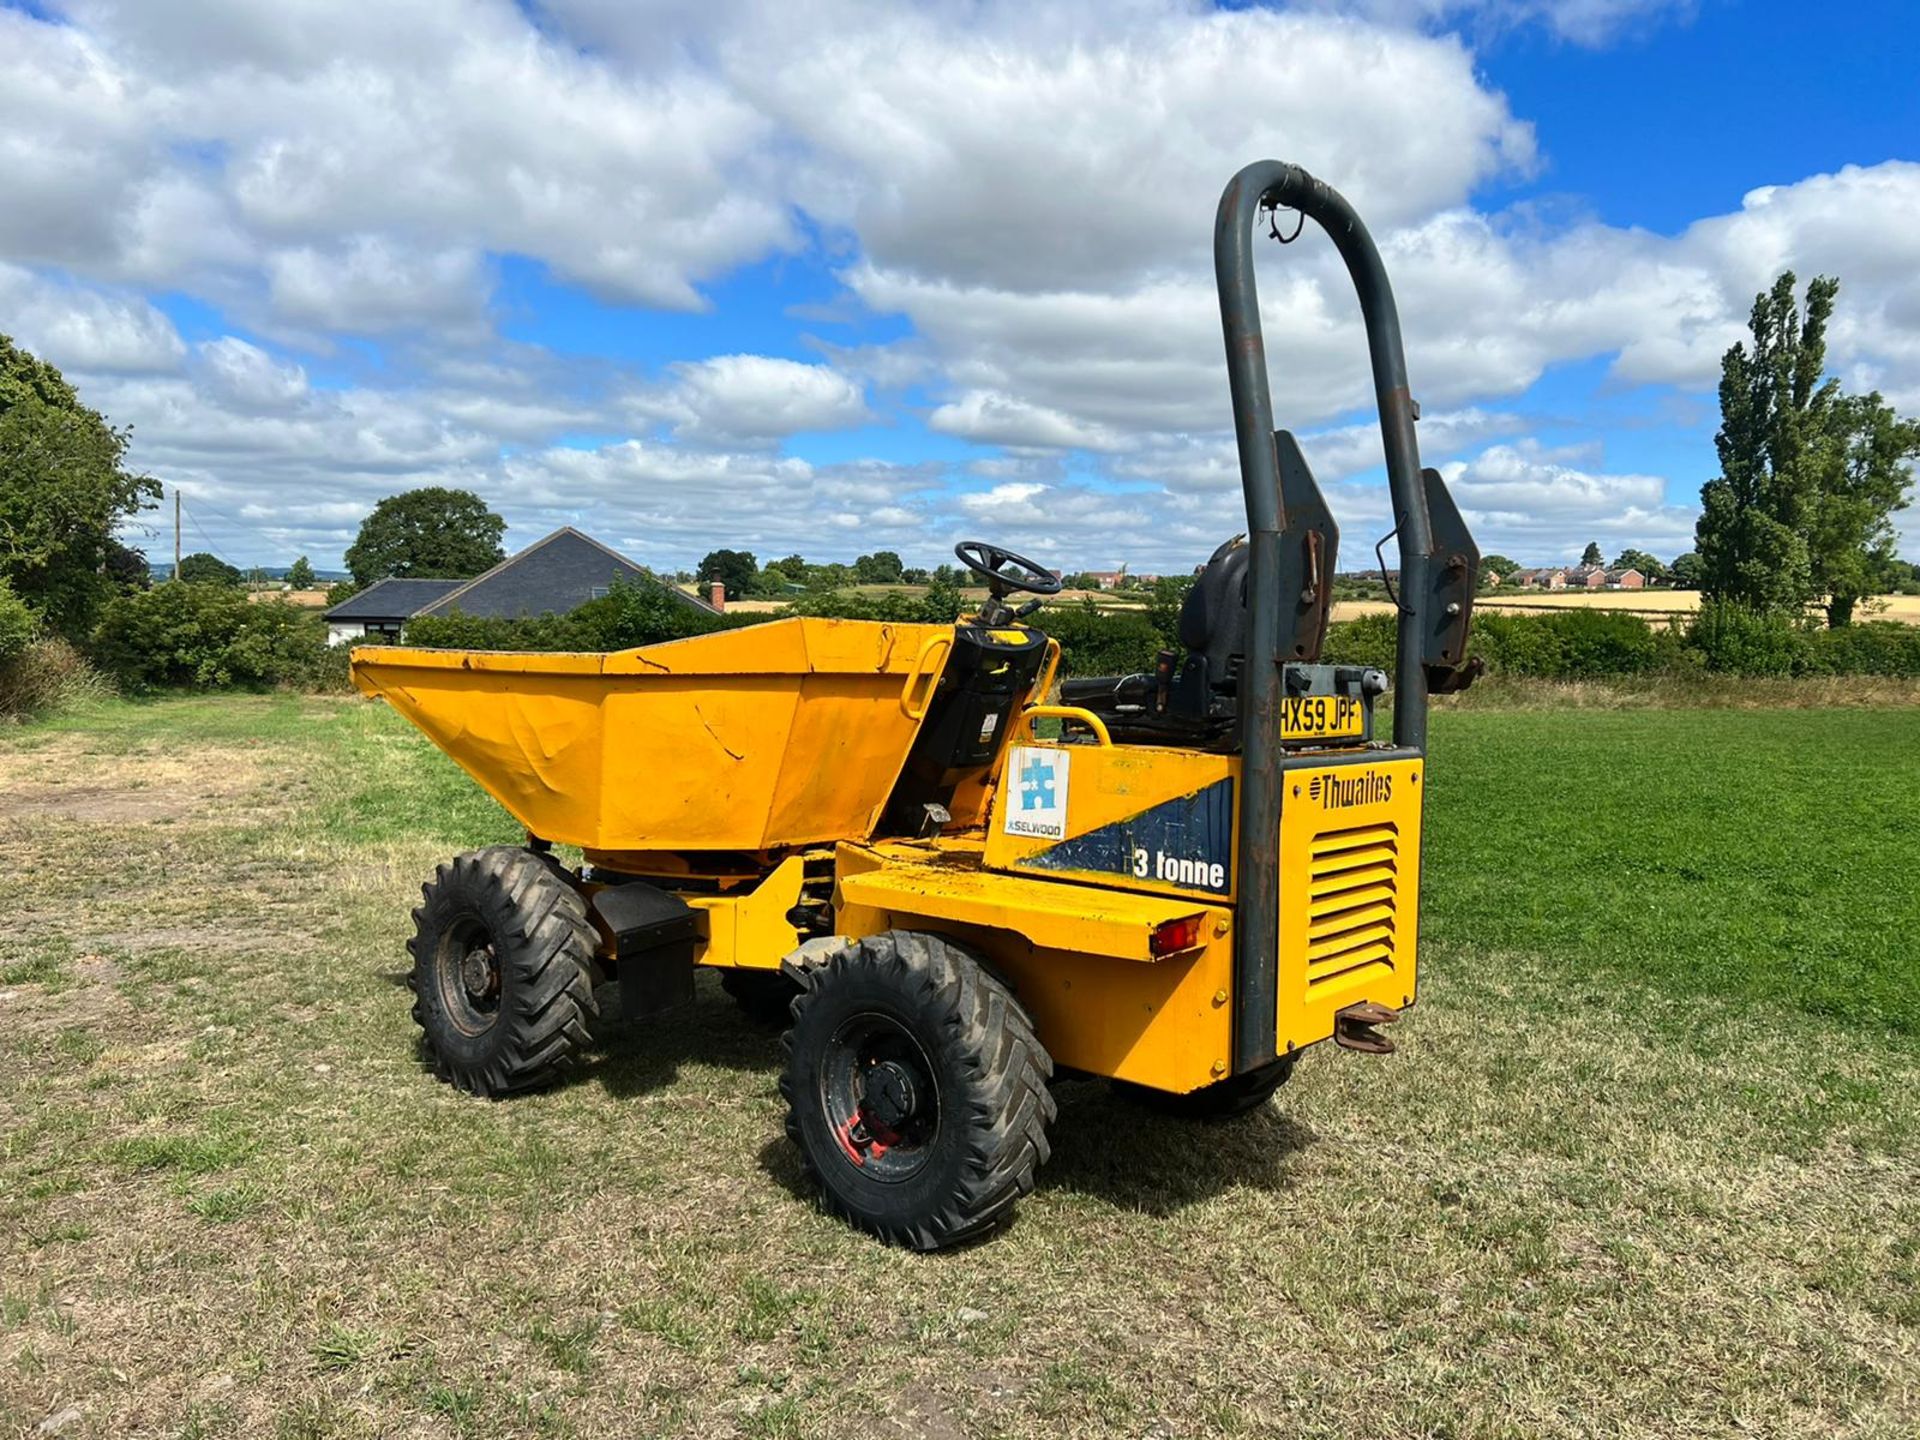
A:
[174,488,182,582]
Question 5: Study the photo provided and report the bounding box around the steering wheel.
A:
[954,541,1063,597]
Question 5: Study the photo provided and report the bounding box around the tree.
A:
[285,556,316,589]
[178,552,243,586]
[104,541,151,592]
[1804,392,1920,625]
[344,487,506,586]
[0,334,159,637]
[1696,272,1919,624]
[696,549,758,600]
[1668,551,1703,589]
[1580,541,1604,568]
[1610,548,1666,583]
[853,550,905,585]
[1479,554,1519,588]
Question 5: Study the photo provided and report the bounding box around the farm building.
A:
[323,527,716,646]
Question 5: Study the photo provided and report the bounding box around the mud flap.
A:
[591,882,699,1020]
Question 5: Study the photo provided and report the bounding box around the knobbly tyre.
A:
[353,161,1480,1250]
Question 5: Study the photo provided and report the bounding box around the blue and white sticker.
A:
[1002,746,1070,840]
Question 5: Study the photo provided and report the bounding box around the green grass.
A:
[0,691,1916,1438]
[1425,707,1920,1033]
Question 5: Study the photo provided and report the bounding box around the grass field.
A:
[2,694,1918,1438]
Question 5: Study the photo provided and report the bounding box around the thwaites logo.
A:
[1307,769,1393,809]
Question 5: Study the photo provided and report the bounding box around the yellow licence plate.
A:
[1279,694,1365,742]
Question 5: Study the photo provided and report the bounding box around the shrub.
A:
[783,590,951,625]
[1686,602,1811,677]
[400,610,598,652]
[0,578,38,666]
[403,580,755,653]
[91,583,330,691]
[1320,611,1396,669]
[1040,599,1164,677]
[0,636,111,718]
[1803,621,1920,677]
[1145,574,1197,652]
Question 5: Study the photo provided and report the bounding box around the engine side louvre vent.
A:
[1305,822,1398,987]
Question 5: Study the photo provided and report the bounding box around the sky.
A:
[2,0,1917,578]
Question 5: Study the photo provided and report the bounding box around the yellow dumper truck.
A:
[352,163,1479,1249]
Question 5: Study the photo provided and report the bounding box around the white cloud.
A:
[264,239,492,338]
[197,336,308,411]
[1440,439,1696,560]
[930,392,1126,452]
[0,264,186,375]
[736,4,1534,292]
[1,0,1914,571]
[641,355,871,444]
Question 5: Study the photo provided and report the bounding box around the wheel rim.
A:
[436,913,502,1036]
[819,1011,940,1182]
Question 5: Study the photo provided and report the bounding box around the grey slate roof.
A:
[324,577,465,622]
[414,527,719,620]
[323,529,719,625]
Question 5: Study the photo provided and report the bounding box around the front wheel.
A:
[408,846,599,1096]
[780,931,1055,1250]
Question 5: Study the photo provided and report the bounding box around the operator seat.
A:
[1058,535,1249,741]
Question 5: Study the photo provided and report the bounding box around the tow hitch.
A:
[1334,1001,1400,1054]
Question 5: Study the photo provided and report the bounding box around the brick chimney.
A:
[708,581,726,612]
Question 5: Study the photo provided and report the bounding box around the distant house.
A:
[1512,567,1567,590]
[324,578,466,646]
[1567,566,1608,589]
[323,527,717,647]
[1605,567,1645,589]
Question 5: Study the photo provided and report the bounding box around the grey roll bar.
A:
[1215,160,1434,1075]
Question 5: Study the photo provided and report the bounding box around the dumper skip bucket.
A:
[351,617,954,855]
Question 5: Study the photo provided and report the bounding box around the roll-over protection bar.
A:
[1216,160,1440,1074]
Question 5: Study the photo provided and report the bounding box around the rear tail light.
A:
[1150,913,1206,957]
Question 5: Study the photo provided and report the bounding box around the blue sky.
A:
[2,0,1916,575]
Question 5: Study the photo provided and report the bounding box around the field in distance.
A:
[703,584,1920,627]
[1331,588,1920,625]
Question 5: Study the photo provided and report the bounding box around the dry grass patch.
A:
[0,696,1915,1438]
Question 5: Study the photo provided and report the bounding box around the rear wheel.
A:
[1111,1057,1294,1120]
[408,846,599,1096]
[780,931,1055,1250]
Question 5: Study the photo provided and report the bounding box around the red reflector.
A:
[1150,914,1206,957]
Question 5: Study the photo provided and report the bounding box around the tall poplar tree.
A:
[1696,273,1918,624]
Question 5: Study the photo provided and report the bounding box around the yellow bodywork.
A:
[1276,756,1423,1057]
[354,620,1424,1096]
[834,837,1232,1092]
[351,618,951,852]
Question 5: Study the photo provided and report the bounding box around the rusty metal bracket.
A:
[1334,1000,1401,1055]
